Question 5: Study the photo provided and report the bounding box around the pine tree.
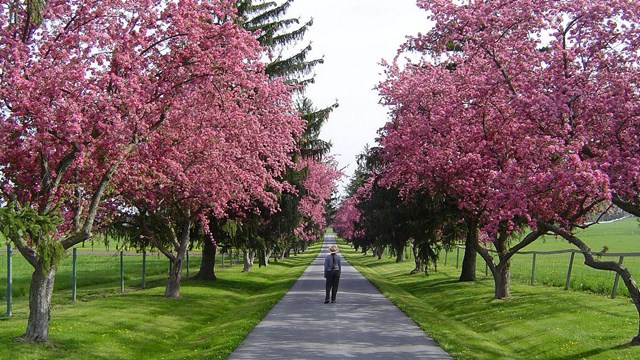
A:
[194,0,338,276]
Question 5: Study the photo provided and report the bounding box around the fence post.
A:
[611,256,624,299]
[72,248,77,302]
[142,250,146,290]
[6,242,12,317]
[565,252,575,290]
[530,253,537,285]
[120,250,124,293]
[456,247,460,269]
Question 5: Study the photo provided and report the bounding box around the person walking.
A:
[324,244,342,303]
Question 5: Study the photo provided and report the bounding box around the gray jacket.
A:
[324,252,341,273]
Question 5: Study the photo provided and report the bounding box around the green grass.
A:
[532,217,640,252]
[341,242,640,360]
[439,217,640,297]
[0,248,236,302]
[0,242,320,360]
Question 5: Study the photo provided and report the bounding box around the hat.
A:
[329,245,339,253]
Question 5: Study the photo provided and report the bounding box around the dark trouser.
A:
[325,270,341,302]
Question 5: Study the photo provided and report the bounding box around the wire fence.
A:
[6,241,640,317]
[1,243,245,317]
[441,246,640,298]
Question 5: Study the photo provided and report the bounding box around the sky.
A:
[286,0,431,196]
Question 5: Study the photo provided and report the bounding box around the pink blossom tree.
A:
[113,55,305,298]
[296,158,342,241]
[0,0,273,342]
[377,0,640,342]
[332,196,362,243]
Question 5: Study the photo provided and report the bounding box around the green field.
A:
[0,242,321,359]
[438,217,640,297]
[342,237,640,359]
[531,216,640,252]
[0,248,211,302]
[1,219,638,359]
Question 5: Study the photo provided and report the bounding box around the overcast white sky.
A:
[286,0,430,196]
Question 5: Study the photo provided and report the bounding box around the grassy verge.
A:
[340,241,640,360]
[430,217,640,297]
[0,242,320,360]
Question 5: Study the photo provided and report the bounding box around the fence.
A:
[442,245,640,299]
[1,243,244,317]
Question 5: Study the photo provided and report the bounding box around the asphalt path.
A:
[228,233,452,359]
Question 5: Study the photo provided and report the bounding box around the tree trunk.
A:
[162,220,191,298]
[192,238,217,281]
[394,241,404,263]
[376,245,384,260]
[242,250,254,272]
[165,255,183,298]
[549,224,640,345]
[459,221,478,282]
[410,245,423,275]
[492,262,511,299]
[258,247,267,268]
[475,242,511,299]
[21,265,56,342]
[265,248,273,266]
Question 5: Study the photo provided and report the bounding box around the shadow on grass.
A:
[551,342,637,360]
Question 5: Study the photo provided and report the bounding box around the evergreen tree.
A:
[238,0,324,88]
[194,0,338,276]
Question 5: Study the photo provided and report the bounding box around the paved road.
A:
[228,233,452,359]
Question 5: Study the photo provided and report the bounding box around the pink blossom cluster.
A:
[332,196,363,240]
[375,0,639,238]
[0,0,305,240]
[295,158,342,240]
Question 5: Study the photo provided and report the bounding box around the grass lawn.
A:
[341,239,640,360]
[0,242,320,360]
[531,216,640,252]
[439,217,640,297]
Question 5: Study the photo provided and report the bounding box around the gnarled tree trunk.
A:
[410,244,424,275]
[161,218,192,299]
[165,255,183,298]
[492,262,511,299]
[242,250,255,272]
[475,242,511,299]
[21,265,56,342]
[264,247,273,266]
[192,238,217,281]
[394,240,405,263]
[459,220,478,282]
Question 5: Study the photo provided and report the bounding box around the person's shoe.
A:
[324,300,329,304]
[331,301,335,303]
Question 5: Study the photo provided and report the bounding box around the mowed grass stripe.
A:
[0,242,320,360]
[340,237,640,360]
